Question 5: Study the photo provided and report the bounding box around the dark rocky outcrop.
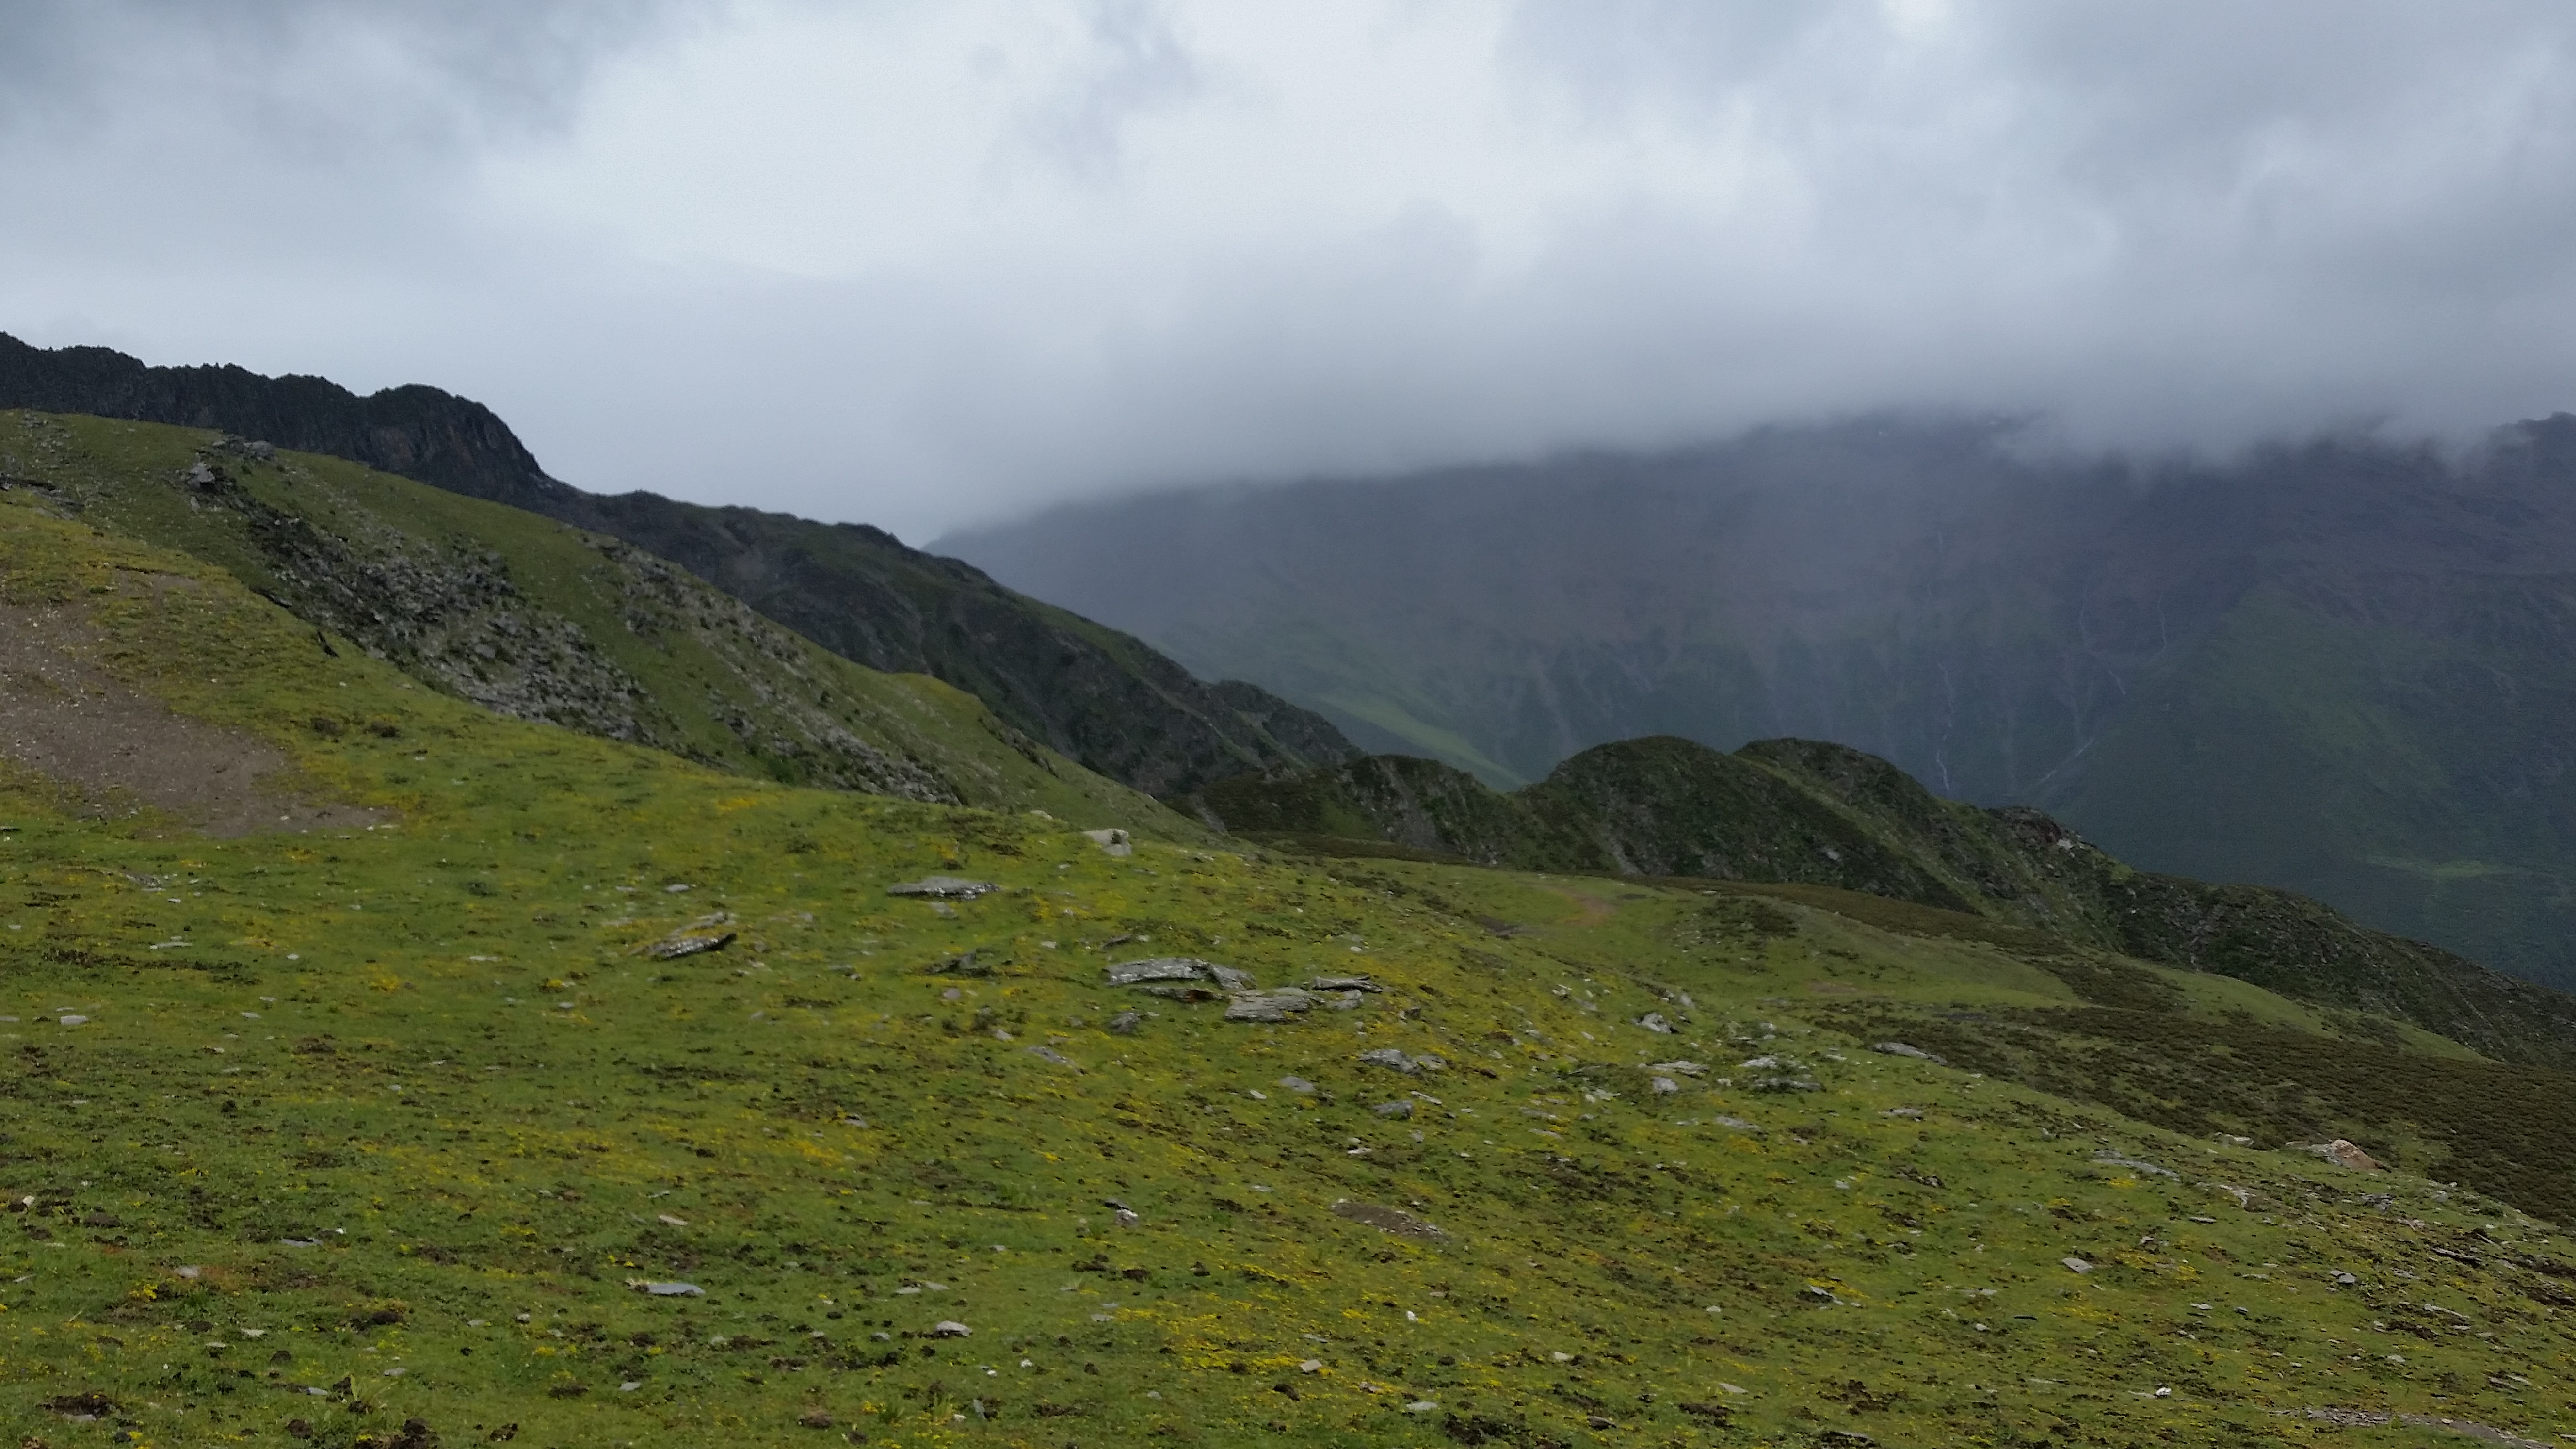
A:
[0,333,1354,797]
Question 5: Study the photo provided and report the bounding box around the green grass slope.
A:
[0,410,1189,839]
[0,334,1362,801]
[7,458,2576,1447]
[1204,738,2576,1076]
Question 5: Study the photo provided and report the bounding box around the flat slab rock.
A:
[886,876,998,899]
[1224,988,1315,1022]
[1106,957,1253,989]
[640,915,737,960]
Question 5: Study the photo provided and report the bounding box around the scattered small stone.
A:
[1107,1010,1143,1035]
[1751,1075,1821,1093]
[1883,1107,1925,1118]
[1636,1012,1674,1033]
[1871,1041,1945,1063]
[1649,1076,1679,1095]
[1276,1075,1316,1094]
[628,1281,704,1296]
[1025,1045,1079,1069]
[2063,1257,2093,1274]
[1357,1047,1421,1074]
[887,876,998,900]
[930,1321,973,1338]
[56,1014,87,1027]
[1649,1060,1707,1076]
[1707,1116,1763,1132]
[1331,1199,1445,1240]
[799,1408,836,1428]
[930,949,992,977]
[1224,989,1315,1023]
[1299,1359,1322,1373]
[1306,975,1380,992]
[2295,1139,2385,1171]
[2331,1271,2359,1287]
[1372,1100,1414,1119]
[1739,1054,1785,1069]
[2094,1152,2179,1179]
[1081,828,1133,857]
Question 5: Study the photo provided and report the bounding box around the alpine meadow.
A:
[6,403,2576,1448]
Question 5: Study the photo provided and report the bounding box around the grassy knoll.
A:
[3,479,2576,1448]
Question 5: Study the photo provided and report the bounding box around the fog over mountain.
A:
[945,416,2576,989]
[8,1,2576,536]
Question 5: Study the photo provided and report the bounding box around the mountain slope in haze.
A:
[0,408,1190,836]
[0,332,1356,796]
[11,480,2576,1445]
[946,418,2576,989]
[1205,735,2576,1075]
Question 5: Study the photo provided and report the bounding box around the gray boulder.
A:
[1224,989,1315,1023]
[887,876,998,899]
[1107,957,1223,986]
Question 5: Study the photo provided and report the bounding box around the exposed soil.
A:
[0,597,381,836]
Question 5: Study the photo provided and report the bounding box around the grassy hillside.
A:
[0,335,1361,800]
[0,410,1190,839]
[7,443,2576,1446]
[1201,737,2576,1076]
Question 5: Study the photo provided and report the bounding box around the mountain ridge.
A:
[0,331,1356,797]
[948,417,2576,988]
[1201,734,2576,1074]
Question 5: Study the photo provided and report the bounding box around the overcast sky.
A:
[7,0,2576,540]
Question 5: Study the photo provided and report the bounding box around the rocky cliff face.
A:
[0,333,1354,797]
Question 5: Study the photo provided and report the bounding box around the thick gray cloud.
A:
[4,0,2575,540]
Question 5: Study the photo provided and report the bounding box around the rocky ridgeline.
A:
[167,442,958,802]
[0,333,1359,799]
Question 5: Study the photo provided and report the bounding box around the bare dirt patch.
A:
[0,598,381,836]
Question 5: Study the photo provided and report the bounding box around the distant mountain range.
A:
[0,332,1354,797]
[945,419,2576,989]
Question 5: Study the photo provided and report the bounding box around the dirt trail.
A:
[0,597,380,835]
